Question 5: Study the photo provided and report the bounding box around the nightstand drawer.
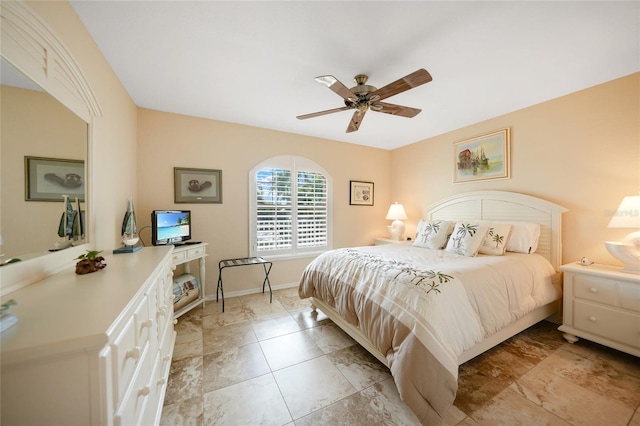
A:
[619,283,640,313]
[574,276,616,305]
[574,301,640,348]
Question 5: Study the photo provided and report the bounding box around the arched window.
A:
[249,156,332,259]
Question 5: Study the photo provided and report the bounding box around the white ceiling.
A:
[69,1,639,150]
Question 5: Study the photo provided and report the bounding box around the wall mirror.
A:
[0,56,90,268]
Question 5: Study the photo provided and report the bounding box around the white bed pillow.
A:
[444,221,489,257]
[478,223,512,255]
[501,221,541,254]
[413,220,453,249]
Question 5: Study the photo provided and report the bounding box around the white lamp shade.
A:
[386,203,407,220]
[605,195,640,274]
[608,195,640,228]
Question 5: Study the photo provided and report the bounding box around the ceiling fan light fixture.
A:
[315,75,337,87]
[300,69,432,133]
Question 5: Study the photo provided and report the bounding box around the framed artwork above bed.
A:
[454,128,510,183]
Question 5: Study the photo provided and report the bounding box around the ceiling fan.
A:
[296,68,432,133]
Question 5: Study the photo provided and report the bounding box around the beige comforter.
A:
[298,244,559,425]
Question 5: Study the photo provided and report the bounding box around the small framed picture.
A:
[174,167,222,203]
[25,156,85,201]
[350,180,374,206]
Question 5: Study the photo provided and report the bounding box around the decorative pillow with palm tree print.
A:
[478,223,512,255]
[444,221,490,257]
[413,220,453,249]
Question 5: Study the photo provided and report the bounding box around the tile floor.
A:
[160,287,640,426]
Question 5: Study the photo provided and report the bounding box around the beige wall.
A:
[27,0,139,251]
[1,86,86,257]
[15,2,639,299]
[137,109,391,295]
[391,73,640,267]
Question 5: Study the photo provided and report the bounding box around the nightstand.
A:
[374,238,412,245]
[558,262,640,357]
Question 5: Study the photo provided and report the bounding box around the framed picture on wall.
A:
[174,167,222,203]
[350,180,374,206]
[453,128,511,183]
[25,156,85,201]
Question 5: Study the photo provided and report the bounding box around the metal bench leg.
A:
[217,266,225,313]
[262,262,273,303]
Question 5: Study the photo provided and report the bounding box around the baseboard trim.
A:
[204,281,298,302]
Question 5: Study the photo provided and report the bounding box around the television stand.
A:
[172,242,208,318]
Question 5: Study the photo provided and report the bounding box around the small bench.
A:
[216,256,272,312]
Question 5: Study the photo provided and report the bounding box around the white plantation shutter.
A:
[296,171,327,248]
[255,168,292,252]
[250,156,332,258]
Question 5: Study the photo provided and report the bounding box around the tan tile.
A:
[273,356,357,420]
[160,398,204,426]
[164,355,203,406]
[202,321,256,355]
[259,330,323,371]
[203,374,291,426]
[326,344,391,391]
[305,322,357,354]
[537,344,640,409]
[470,388,571,426]
[172,329,203,361]
[511,364,634,426]
[630,406,640,426]
[251,311,303,341]
[455,342,539,414]
[241,292,287,317]
[273,286,311,311]
[289,306,332,330]
[202,342,270,392]
[294,378,418,425]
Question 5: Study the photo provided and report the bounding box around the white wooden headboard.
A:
[425,191,568,270]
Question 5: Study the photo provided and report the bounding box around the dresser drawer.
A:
[574,275,616,305]
[187,246,206,257]
[114,344,152,426]
[113,296,151,403]
[574,300,640,348]
[171,250,187,263]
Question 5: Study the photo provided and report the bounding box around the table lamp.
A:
[604,195,640,274]
[386,202,407,241]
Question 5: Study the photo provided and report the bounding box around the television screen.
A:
[151,210,191,245]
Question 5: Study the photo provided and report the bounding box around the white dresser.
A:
[0,246,176,425]
[559,262,640,357]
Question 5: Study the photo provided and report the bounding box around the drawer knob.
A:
[157,378,167,386]
[141,319,154,328]
[173,319,178,325]
[588,316,597,322]
[589,287,598,293]
[126,346,141,360]
[158,306,167,317]
[138,385,150,397]
[163,354,171,362]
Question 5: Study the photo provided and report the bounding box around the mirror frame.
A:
[0,1,102,295]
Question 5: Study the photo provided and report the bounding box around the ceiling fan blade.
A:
[315,75,359,102]
[370,68,432,101]
[346,109,366,133]
[373,102,422,118]
[297,106,351,120]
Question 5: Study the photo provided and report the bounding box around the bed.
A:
[298,191,567,425]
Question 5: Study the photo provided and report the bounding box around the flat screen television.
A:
[151,210,191,246]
